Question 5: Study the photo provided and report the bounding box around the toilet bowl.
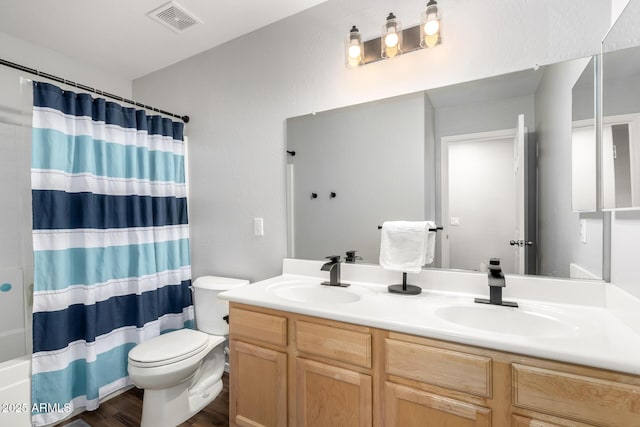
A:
[127,276,248,427]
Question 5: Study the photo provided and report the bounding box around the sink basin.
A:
[267,281,372,304]
[434,305,580,337]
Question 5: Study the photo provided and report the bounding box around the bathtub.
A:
[0,355,31,426]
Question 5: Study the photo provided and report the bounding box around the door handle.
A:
[510,240,534,247]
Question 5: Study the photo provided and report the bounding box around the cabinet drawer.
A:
[512,363,640,426]
[230,307,287,347]
[295,320,371,368]
[385,338,492,398]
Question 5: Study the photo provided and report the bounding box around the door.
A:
[441,115,527,275]
[514,114,526,273]
[296,358,372,427]
[385,382,491,427]
[230,340,287,427]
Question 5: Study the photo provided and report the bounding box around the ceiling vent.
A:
[148,1,201,33]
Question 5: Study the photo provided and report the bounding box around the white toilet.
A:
[128,276,248,427]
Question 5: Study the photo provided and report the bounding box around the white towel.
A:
[423,220,437,265]
[379,221,430,273]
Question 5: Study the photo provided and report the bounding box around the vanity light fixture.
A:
[382,13,402,58]
[346,26,364,68]
[421,0,441,48]
[346,2,442,68]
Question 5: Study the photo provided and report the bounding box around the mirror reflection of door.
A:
[442,115,527,275]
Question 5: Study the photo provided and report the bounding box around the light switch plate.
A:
[253,218,264,236]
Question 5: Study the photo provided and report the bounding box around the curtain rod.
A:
[0,57,190,123]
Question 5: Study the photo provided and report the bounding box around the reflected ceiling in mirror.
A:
[286,58,604,281]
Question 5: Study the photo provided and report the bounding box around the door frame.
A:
[440,127,522,271]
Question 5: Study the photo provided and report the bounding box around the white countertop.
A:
[219,259,640,376]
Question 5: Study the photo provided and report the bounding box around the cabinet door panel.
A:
[512,414,596,427]
[230,340,287,427]
[385,382,491,427]
[296,358,372,427]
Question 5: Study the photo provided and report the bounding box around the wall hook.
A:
[330,192,337,199]
[311,193,318,199]
[287,150,296,156]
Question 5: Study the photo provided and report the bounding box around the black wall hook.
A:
[311,193,318,199]
[330,192,337,198]
[287,150,296,156]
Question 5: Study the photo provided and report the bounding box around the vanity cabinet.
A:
[229,303,640,427]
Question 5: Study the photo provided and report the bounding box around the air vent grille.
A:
[148,1,201,33]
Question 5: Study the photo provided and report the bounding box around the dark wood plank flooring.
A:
[62,373,229,427]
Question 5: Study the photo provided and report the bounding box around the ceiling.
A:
[0,0,327,81]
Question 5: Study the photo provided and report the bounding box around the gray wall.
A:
[535,58,603,279]
[132,0,611,283]
[287,93,425,263]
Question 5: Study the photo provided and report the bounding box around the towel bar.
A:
[377,225,442,231]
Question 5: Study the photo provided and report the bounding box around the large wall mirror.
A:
[286,54,607,281]
[602,0,640,211]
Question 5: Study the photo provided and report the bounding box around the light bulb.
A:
[424,18,440,36]
[348,44,362,59]
[384,32,399,48]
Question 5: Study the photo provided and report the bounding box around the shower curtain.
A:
[30,81,193,426]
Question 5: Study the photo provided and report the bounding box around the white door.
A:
[441,115,527,275]
[514,114,526,274]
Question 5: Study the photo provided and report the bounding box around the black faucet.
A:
[474,258,518,307]
[320,255,350,287]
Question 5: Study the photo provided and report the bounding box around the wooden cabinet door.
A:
[296,358,372,427]
[385,382,491,427]
[230,340,287,427]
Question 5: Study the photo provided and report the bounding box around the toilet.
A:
[127,276,248,427]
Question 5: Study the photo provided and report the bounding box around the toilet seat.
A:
[129,329,211,368]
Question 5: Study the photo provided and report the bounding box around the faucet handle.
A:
[325,255,341,263]
[345,250,363,262]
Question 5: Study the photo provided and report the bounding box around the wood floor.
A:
[62,373,229,427]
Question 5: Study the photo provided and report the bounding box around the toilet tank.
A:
[192,276,249,335]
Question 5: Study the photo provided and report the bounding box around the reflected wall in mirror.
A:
[572,57,597,213]
[287,57,604,280]
[603,1,640,211]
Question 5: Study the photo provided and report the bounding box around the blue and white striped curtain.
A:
[30,81,194,426]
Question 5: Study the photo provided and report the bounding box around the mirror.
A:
[602,0,640,210]
[572,57,597,212]
[287,56,604,280]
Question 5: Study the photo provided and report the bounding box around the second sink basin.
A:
[267,281,372,304]
[435,304,581,337]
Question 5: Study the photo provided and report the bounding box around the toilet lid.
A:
[128,329,210,366]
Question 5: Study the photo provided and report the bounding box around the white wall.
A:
[133,0,611,282]
[0,32,131,97]
[447,137,517,273]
